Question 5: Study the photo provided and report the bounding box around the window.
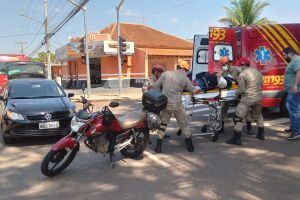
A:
[197,49,208,64]
[213,44,233,61]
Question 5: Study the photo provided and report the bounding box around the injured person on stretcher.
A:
[177,72,239,141]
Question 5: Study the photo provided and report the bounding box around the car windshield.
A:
[10,81,65,99]
[0,63,6,74]
[7,63,44,76]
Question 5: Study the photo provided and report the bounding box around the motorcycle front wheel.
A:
[41,144,79,177]
[120,128,149,159]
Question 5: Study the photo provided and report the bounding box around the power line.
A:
[129,0,198,22]
[0,33,44,38]
[15,41,27,54]
[30,0,90,56]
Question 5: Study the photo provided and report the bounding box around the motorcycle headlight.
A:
[71,116,84,132]
[146,112,161,131]
[7,110,25,121]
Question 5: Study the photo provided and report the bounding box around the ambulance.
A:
[207,23,300,116]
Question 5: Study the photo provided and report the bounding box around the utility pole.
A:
[116,0,125,97]
[44,0,52,80]
[15,42,27,54]
[66,0,91,98]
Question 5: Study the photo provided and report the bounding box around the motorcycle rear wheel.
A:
[41,144,79,177]
[120,129,149,159]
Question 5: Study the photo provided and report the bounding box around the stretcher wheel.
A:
[211,133,218,142]
[177,129,182,136]
[201,125,208,133]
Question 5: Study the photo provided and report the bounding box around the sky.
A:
[0,0,299,57]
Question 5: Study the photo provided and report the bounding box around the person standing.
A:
[218,56,244,134]
[154,61,200,153]
[226,57,265,145]
[142,64,164,93]
[283,47,300,140]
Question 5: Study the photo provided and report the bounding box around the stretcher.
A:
[182,86,237,141]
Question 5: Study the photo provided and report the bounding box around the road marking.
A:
[144,150,171,167]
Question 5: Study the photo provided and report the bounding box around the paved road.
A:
[0,101,299,200]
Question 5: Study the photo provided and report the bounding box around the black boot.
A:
[256,127,265,140]
[226,131,242,145]
[246,122,254,135]
[185,138,194,152]
[154,139,162,153]
[216,121,225,134]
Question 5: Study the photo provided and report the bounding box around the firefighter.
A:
[218,56,242,134]
[142,64,172,140]
[154,60,200,153]
[142,64,164,93]
[226,57,265,145]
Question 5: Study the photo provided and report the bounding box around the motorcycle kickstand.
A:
[109,152,115,168]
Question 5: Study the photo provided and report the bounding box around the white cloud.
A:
[123,10,140,17]
[169,17,179,25]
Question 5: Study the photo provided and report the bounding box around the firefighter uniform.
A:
[154,69,199,152]
[227,64,265,145]
[220,66,241,125]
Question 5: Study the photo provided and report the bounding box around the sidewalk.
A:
[65,87,143,102]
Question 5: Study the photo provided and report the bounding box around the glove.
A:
[194,86,201,94]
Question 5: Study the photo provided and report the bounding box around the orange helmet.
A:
[220,56,231,66]
[239,57,250,66]
[179,60,190,71]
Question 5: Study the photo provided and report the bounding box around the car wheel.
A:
[0,125,14,145]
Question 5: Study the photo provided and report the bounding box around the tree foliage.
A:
[31,52,55,62]
[219,0,273,27]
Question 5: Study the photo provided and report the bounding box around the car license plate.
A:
[39,121,59,129]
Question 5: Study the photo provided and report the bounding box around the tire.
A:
[201,125,208,133]
[120,129,149,159]
[41,144,79,177]
[0,126,14,145]
[280,95,289,117]
[211,133,218,142]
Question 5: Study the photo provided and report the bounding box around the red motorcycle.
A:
[41,90,167,177]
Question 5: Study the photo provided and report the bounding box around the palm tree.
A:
[219,0,272,27]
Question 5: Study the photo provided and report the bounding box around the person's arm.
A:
[235,74,245,98]
[154,73,165,88]
[292,70,300,94]
[184,77,200,94]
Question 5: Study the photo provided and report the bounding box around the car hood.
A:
[10,97,71,115]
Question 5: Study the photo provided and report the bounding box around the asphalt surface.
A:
[0,100,299,200]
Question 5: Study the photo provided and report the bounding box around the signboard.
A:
[89,40,135,58]
[55,40,135,60]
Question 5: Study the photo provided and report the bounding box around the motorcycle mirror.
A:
[109,101,119,108]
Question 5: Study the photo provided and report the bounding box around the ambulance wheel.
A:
[211,134,218,142]
[201,125,208,133]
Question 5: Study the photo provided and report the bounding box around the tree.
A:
[31,52,55,62]
[219,0,272,27]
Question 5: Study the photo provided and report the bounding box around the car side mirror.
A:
[68,93,74,98]
[109,101,119,108]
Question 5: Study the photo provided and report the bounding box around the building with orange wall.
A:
[55,23,192,88]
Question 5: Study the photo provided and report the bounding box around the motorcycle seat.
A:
[116,111,146,130]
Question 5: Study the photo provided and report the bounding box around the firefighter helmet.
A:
[239,57,250,66]
[220,56,231,66]
[179,60,190,71]
[152,64,164,73]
